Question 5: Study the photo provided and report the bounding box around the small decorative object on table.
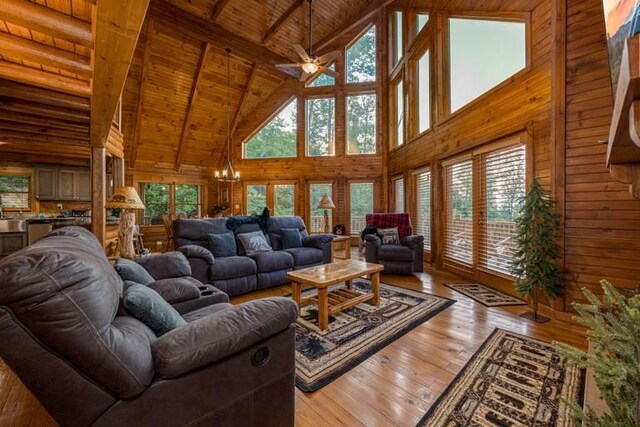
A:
[106,186,145,259]
[332,224,345,235]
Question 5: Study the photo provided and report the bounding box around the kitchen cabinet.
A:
[35,168,57,200]
[34,167,91,201]
[0,233,27,255]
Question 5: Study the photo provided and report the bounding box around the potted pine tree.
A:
[510,178,563,322]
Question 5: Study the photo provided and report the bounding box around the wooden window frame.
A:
[389,76,405,151]
[242,96,298,160]
[308,181,337,234]
[139,182,202,225]
[0,172,32,212]
[410,165,432,253]
[346,179,380,236]
[243,180,299,216]
[345,23,378,86]
[305,95,337,157]
[391,174,405,213]
[345,90,378,156]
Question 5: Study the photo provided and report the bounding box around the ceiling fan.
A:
[276,0,341,82]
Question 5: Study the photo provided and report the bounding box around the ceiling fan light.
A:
[301,62,319,74]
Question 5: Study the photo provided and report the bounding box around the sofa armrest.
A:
[403,235,424,273]
[148,277,201,304]
[136,251,192,280]
[302,234,333,248]
[402,235,424,251]
[151,297,298,379]
[364,234,382,247]
[177,245,215,265]
[364,234,381,264]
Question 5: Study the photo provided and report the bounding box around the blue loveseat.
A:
[173,216,333,296]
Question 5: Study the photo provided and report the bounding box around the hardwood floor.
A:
[0,260,587,427]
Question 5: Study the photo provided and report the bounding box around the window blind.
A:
[414,170,431,250]
[444,159,473,266]
[394,178,404,213]
[479,145,526,276]
[0,176,30,210]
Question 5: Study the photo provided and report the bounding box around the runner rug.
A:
[444,283,527,307]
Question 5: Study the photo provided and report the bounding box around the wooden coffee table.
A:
[287,259,384,330]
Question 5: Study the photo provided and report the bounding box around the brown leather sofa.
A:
[0,227,298,427]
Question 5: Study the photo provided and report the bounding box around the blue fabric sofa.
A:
[173,216,333,296]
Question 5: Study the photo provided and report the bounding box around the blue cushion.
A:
[123,283,186,337]
[237,231,272,256]
[281,228,303,249]
[114,258,155,286]
[208,232,237,258]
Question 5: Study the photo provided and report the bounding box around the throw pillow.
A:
[281,228,303,249]
[114,258,155,285]
[237,231,272,256]
[123,283,186,337]
[377,227,400,245]
[207,232,237,258]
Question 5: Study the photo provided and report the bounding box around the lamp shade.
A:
[317,194,336,209]
[106,186,145,210]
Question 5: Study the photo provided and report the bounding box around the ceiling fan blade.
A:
[276,63,302,68]
[299,71,311,82]
[316,50,341,64]
[293,44,311,62]
[319,66,338,78]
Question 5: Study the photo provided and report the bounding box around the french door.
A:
[245,181,297,216]
[442,139,527,279]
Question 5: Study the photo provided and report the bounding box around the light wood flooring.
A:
[0,258,587,427]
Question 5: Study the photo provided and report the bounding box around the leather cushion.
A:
[123,284,186,337]
[114,258,155,286]
[249,251,293,273]
[210,256,257,280]
[284,247,323,267]
[135,252,191,280]
[378,245,414,262]
[148,277,201,304]
[182,303,233,322]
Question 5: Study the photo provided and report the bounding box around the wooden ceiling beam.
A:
[0,0,94,48]
[261,0,304,44]
[0,111,89,131]
[0,99,90,123]
[313,0,394,53]
[0,60,91,97]
[0,120,88,139]
[210,0,231,22]
[151,0,299,79]
[130,19,155,168]
[0,79,90,110]
[175,42,211,171]
[0,130,89,146]
[0,32,92,76]
[90,0,150,148]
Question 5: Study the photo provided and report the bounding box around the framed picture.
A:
[221,187,229,204]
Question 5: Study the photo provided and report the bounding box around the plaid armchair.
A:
[364,213,424,275]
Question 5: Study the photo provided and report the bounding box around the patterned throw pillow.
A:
[237,231,273,255]
[377,227,400,245]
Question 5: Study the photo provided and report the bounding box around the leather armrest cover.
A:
[364,234,382,247]
[302,234,333,248]
[148,277,202,304]
[151,297,298,379]
[178,245,215,265]
[403,235,424,251]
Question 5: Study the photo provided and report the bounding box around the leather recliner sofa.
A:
[0,227,298,427]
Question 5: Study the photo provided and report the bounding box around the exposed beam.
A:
[130,19,155,168]
[90,0,150,149]
[175,42,211,171]
[0,32,91,76]
[0,111,89,131]
[151,0,299,79]
[0,99,90,123]
[210,0,231,22]
[0,130,89,145]
[0,79,90,110]
[0,60,91,97]
[0,120,88,139]
[261,0,304,44]
[0,0,94,48]
[313,0,394,53]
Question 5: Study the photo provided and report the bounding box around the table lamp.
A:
[317,194,335,234]
[106,186,145,259]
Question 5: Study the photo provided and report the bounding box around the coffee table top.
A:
[287,259,383,288]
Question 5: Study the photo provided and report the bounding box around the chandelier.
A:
[214,48,240,182]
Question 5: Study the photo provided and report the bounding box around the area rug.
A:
[295,279,455,392]
[444,283,527,307]
[417,328,585,427]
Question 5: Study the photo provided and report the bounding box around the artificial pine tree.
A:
[556,280,640,426]
[510,178,563,321]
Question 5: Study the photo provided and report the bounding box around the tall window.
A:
[443,159,473,266]
[142,183,170,225]
[417,49,430,133]
[306,97,335,156]
[413,169,431,250]
[274,184,295,216]
[346,93,377,154]
[0,175,30,210]
[175,184,200,218]
[449,18,527,113]
[309,183,333,233]
[393,11,403,64]
[393,177,404,213]
[480,145,526,275]
[393,79,404,147]
[350,182,374,235]
[307,64,335,87]
[417,13,429,33]
[346,25,376,83]
[246,184,267,215]
[244,99,297,158]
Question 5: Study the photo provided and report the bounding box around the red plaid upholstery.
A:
[365,213,413,241]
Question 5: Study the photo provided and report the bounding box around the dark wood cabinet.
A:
[34,168,57,200]
[0,233,27,256]
[34,167,91,201]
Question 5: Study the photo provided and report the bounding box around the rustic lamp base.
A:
[117,210,136,259]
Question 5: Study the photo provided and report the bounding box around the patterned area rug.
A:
[417,328,585,427]
[444,283,527,307]
[295,279,455,392]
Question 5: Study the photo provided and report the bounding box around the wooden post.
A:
[92,147,106,247]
